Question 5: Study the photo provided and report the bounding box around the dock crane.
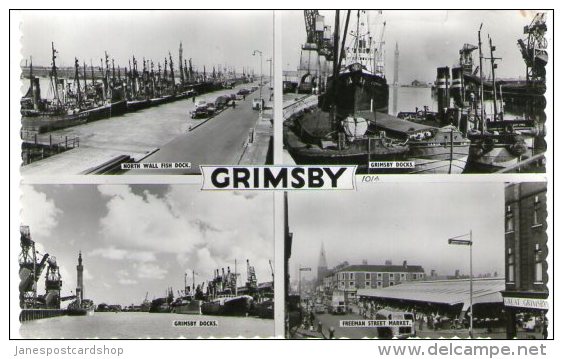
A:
[517,12,548,82]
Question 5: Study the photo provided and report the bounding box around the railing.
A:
[283,95,318,119]
[21,130,80,149]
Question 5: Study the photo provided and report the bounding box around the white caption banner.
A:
[200,166,357,190]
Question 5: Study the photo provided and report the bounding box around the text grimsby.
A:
[201,166,356,190]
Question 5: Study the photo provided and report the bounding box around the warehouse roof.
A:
[357,278,504,311]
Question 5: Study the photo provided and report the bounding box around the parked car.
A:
[237,88,250,96]
[314,304,326,314]
[191,100,215,118]
[214,96,228,110]
[252,98,265,110]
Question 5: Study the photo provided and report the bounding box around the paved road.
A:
[21,82,258,175]
[131,87,272,175]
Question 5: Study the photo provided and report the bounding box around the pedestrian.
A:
[329,326,335,339]
[243,94,246,100]
[192,95,196,103]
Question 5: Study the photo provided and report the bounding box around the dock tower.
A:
[76,251,84,305]
[393,42,399,86]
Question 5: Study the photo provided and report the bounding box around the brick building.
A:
[502,182,549,339]
[322,261,425,302]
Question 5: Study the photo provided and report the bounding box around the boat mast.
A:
[74,58,82,107]
[82,61,87,97]
[234,259,238,296]
[331,10,340,133]
[477,24,485,132]
[50,42,61,107]
[90,59,95,87]
[179,42,185,86]
[488,35,499,121]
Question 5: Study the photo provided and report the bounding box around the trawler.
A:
[284,10,409,173]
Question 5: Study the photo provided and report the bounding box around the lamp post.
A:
[252,50,263,105]
[266,57,272,88]
[299,266,312,307]
[448,230,473,338]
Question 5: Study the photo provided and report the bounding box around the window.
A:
[400,273,406,280]
[506,205,514,232]
[340,281,344,288]
[365,273,371,280]
[533,196,541,226]
[377,281,382,287]
[507,248,514,283]
[349,281,354,287]
[349,273,354,280]
[389,281,394,286]
[365,281,371,287]
[389,273,394,280]
[535,244,543,283]
[377,273,382,279]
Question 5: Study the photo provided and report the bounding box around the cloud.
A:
[116,269,137,285]
[96,185,274,283]
[21,185,61,238]
[135,263,168,280]
[89,246,156,263]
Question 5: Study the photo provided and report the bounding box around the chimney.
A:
[403,260,407,268]
[455,269,460,279]
[362,259,368,265]
[431,269,436,278]
[385,260,392,266]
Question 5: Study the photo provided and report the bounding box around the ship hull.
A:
[284,108,409,173]
[467,145,520,171]
[21,100,127,133]
[173,300,202,315]
[372,112,471,174]
[201,296,253,317]
[321,68,389,114]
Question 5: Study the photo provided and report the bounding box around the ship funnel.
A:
[436,67,451,114]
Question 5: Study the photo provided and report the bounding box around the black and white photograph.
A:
[282,10,549,174]
[284,182,549,339]
[19,10,274,175]
[17,184,274,338]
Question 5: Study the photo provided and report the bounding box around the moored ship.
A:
[284,10,410,172]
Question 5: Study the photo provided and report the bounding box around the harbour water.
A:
[19,312,274,339]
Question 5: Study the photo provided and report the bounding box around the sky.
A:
[288,182,505,283]
[282,10,547,83]
[19,10,273,74]
[20,184,274,306]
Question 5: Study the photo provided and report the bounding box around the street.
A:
[131,87,272,175]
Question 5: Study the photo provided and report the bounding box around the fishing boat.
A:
[21,43,127,133]
[66,298,95,316]
[284,10,409,173]
[465,26,537,172]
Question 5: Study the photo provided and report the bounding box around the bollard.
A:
[329,327,335,339]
